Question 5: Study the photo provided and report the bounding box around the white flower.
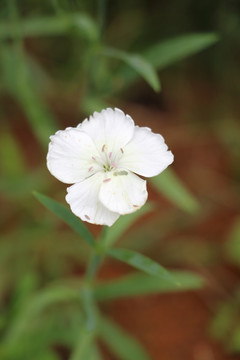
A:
[47,108,174,226]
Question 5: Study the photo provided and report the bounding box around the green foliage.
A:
[108,248,178,285]
[150,169,200,213]
[100,316,151,360]
[0,13,98,41]
[116,32,219,89]
[95,271,205,301]
[210,288,240,353]
[33,192,95,247]
[0,45,57,147]
[103,47,161,92]
[69,330,95,360]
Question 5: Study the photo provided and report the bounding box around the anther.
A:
[102,144,106,152]
[103,178,111,183]
[109,152,112,159]
[88,166,93,172]
[85,214,90,220]
[120,148,124,154]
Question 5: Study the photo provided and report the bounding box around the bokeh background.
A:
[1,1,240,359]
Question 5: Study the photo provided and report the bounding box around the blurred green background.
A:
[1,0,240,359]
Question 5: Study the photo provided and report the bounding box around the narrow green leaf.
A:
[0,14,98,41]
[103,47,161,92]
[104,203,154,247]
[70,331,95,360]
[116,32,219,89]
[95,271,205,301]
[108,248,178,285]
[33,192,95,247]
[150,169,200,213]
[100,317,151,360]
[145,32,219,70]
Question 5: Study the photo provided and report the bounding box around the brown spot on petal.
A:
[133,205,139,208]
[120,148,124,154]
[85,215,90,220]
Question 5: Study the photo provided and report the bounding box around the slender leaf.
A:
[150,169,200,213]
[145,32,219,69]
[70,331,95,360]
[95,271,205,301]
[104,202,154,247]
[108,248,178,285]
[116,32,219,88]
[103,47,160,92]
[33,192,95,247]
[100,317,151,360]
[0,13,98,41]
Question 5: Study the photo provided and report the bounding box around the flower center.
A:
[88,144,125,175]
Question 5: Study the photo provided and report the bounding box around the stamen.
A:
[88,166,93,172]
[120,148,124,154]
[102,144,106,152]
[103,178,111,183]
[109,152,112,159]
[111,162,117,168]
[92,156,96,161]
[85,214,90,220]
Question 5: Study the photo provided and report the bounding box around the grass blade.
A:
[95,271,205,301]
[103,47,161,92]
[108,248,178,285]
[0,14,98,41]
[150,169,200,213]
[33,192,95,247]
[115,32,219,89]
[100,317,151,360]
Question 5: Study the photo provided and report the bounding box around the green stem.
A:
[70,228,108,359]
[85,226,108,282]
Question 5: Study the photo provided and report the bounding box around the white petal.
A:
[118,126,174,177]
[66,172,120,226]
[99,170,148,215]
[78,108,134,155]
[47,128,101,184]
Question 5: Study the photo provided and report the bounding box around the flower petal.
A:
[118,126,174,177]
[66,172,120,226]
[78,108,134,154]
[47,128,101,184]
[99,170,148,215]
